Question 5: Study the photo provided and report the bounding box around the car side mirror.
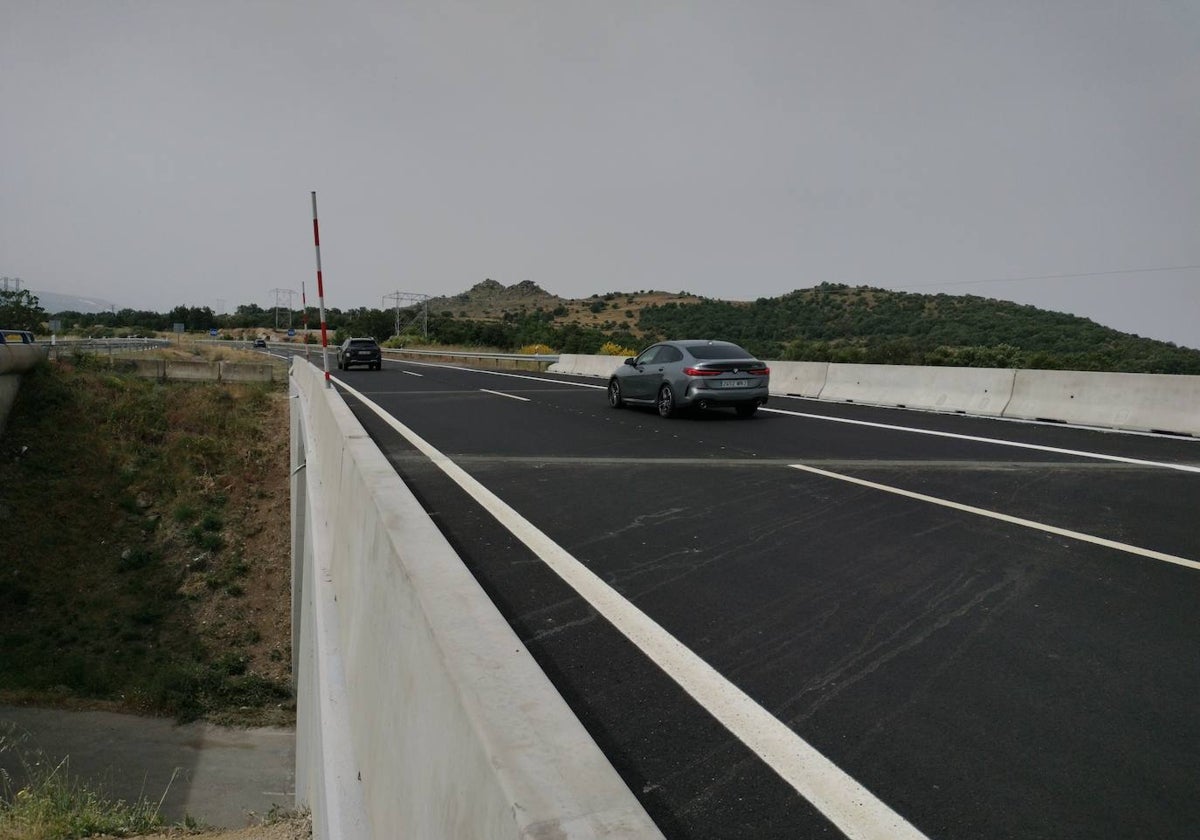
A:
[624,357,637,367]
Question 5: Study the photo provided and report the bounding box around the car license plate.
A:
[719,379,749,388]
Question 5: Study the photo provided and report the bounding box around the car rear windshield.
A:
[687,343,753,360]
[350,339,378,347]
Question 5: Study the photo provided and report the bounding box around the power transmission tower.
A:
[269,288,299,329]
[0,276,21,293]
[382,291,430,339]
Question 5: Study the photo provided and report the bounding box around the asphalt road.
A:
[0,705,294,828]
[290,351,1200,840]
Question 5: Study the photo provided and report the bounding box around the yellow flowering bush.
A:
[598,341,637,357]
[518,343,556,356]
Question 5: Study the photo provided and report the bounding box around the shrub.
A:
[517,343,555,356]
[597,342,636,357]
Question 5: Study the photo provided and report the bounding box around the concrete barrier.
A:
[1003,369,1200,435]
[551,352,1199,435]
[548,354,626,378]
[219,361,276,382]
[819,363,1017,416]
[164,360,219,381]
[768,361,829,398]
[0,344,46,376]
[290,360,662,840]
[0,344,48,436]
[106,359,280,383]
[125,359,166,379]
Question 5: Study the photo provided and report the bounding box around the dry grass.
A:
[0,350,293,726]
[0,725,170,839]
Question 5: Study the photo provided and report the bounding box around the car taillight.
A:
[748,366,770,375]
[683,367,720,376]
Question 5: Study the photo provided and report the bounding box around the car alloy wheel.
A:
[657,384,675,418]
[608,379,624,408]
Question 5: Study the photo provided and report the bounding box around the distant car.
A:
[0,330,35,344]
[337,337,382,371]
[253,338,267,348]
[607,340,770,418]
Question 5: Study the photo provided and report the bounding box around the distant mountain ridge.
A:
[30,290,116,315]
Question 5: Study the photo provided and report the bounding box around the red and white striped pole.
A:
[310,191,331,385]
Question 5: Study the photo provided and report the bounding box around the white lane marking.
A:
[390,358,606,388]
[789,463,1200,572]
[776,393,1198,441]
[334,378,929,840]
[481,388,530,402]
[376,359,1198,472]
[764,407,1200,474]
[401,370,423,377]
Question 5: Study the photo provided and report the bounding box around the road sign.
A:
[209,328,218,336]
[288,328,296,337]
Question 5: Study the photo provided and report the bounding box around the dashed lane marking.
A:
[764,407,1200,474]
[363,359,1199,474]
[480,388,530,402]
[335,377,931,840]
[789,463,1200,571]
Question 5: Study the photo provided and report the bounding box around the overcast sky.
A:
[3,1,1198,347]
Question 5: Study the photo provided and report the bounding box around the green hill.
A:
[636,283,1200,374]
[35,280,1200,374]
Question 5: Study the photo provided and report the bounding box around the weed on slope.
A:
[0,356,293,725]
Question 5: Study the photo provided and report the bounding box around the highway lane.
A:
[309,355,1200,839]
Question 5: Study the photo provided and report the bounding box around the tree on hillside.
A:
[0,289,46,332]
[166,304,217,331]
[229,303,269,328]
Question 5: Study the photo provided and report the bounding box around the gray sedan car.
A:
[607,340,770,418]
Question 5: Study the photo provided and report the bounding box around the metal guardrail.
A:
[192,338,559,363]
[39,337,171,353]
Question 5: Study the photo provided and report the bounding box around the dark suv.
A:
[337,337,382,371]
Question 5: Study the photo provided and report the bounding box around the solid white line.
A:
[334,378,930,840]
[789,463,1200,572]
[401,370,423,377]
[378,359,1198,472]
[764,407,1200,474]
[481,388,530,402]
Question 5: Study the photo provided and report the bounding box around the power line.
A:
[907,263,1200,289]
[382,291,430,339]
[269,288,299,330]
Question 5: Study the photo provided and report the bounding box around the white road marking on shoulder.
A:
[789,463,1200,571]
[335,378,930,840]
[764,407,1200,474]
[401,370,423,377]
[480,388,530,402]
[377,360,1197,472]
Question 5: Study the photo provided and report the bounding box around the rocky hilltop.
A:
[430,279,565,316]
[426,279,704,329]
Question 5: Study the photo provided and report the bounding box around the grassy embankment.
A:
[0,343,293,726]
